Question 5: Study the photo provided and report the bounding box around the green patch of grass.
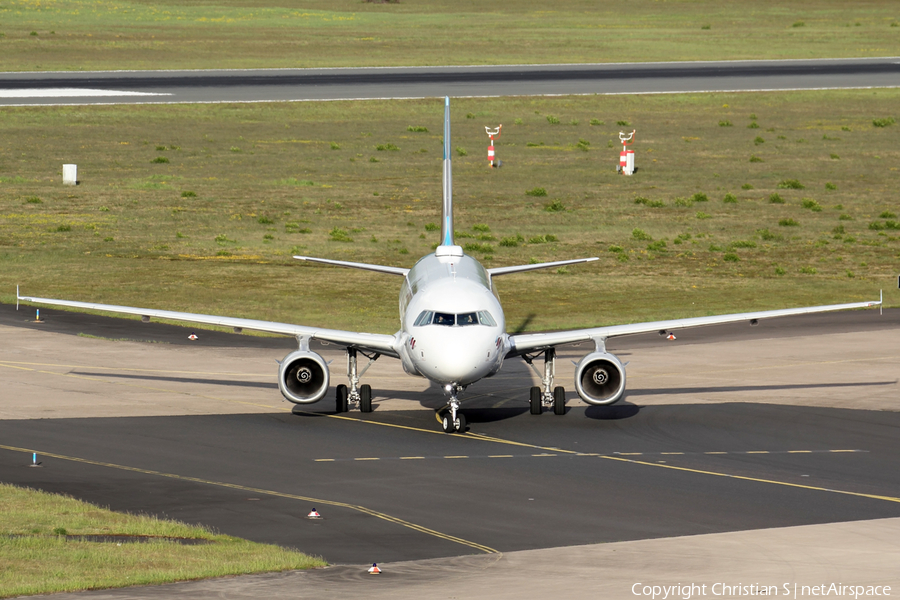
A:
[723,193,737,204]
[757,228,782,241]
[328,227,353,242]
[779,218,800,227]
[691,192,708,203]
[544,199,566,212]
[499,237,519,247]
[0,483,323,598]
[719,120,732,127]
[590,119,604,126]
[634,196,665,208]
[754,136,765,145]
[839,214,854,221]
[376,143,400,151]
[406,126,428,132]
[181,191,196,198]
[729,240,757,249]
[424,222,439,232]
[749,155,763,162]
[872,117,895,128]
[632,228,652,241]
[879,211,897,219]
[777,179,804,189]
[825,182,837,190]
[748,122,760,129]
[25,196,42,204]
[150,157,169,164]
[257,216,274,225]
[792,21,805,27]
[546,115,560,125]
[472,223,490,232]
[330,142,341,150]
[741,183,754,190]
[696,211,712,219]
[723,252,740,262]
[576,138,590,151]
[799,266,818,274]
[526,187,547,197]
[801,199,822,212]
[647,240,667,252]
[616,120,630,127]
[456,147,467,156]
[463,242,494,254]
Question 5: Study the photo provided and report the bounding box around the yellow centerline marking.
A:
[0,443,497,554]
[600,455,900,504]
[489,455,514,458]
[746,451,769,454]
[444,455,468,459]
[705,452,728,455]
[354,458,379,461]
[400,456,425,460]
[788,450,812,454]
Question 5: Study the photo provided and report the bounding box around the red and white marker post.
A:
[485,125,502,168]
[618,129,636,175]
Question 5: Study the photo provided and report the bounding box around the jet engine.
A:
[573,352,626,405]
[278,350,330,404]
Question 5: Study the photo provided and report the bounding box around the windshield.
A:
[413,310,497,327]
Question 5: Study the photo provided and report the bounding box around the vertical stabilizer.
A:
[440,96,454,248]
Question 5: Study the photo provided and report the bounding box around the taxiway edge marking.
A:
[0,443,499,554]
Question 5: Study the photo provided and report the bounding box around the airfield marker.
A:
[485,125,502,168]
[307,508,321,519]
[368,563,382,574]
[618,129,636,175]
[188,332,198,341]
[29,453,42,467]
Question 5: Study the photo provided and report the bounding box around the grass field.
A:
[1,90,896,333]
[0,483,324,598]
[0,0,898,71]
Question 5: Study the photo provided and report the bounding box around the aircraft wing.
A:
[507,297,882,356]
[488,257,598,277]
[16,291,400,357]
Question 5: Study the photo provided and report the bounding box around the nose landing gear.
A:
[440,384,467,433]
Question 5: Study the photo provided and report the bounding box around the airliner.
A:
[17,98,881,433]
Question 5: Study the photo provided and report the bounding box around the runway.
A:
[1,57,898,106]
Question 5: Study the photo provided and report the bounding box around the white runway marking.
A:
[0,88,171,98]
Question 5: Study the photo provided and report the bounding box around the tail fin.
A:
[440,96,454,248]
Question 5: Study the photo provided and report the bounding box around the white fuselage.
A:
[397,249,506,386]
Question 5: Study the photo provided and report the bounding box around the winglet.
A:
[439,96,454,249]
[16,285,19,311]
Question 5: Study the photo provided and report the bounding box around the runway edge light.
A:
[307,508,321,519]
[368,563,382,574]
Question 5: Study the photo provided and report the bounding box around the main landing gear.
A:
[441,384,467,433]
[335,347,380,413]
[523,348,566,416]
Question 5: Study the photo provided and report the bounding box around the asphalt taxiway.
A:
[1,303,899,573]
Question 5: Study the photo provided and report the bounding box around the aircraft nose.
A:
[422,332,494,383]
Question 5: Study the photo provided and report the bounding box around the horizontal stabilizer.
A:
[488,257,598,277]
[294,256,409,276]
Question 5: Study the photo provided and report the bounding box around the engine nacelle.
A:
[574,352,626,406]
[278,350,330,404]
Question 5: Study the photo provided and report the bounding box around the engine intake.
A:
[574,352,626,406]
[278,350,330,404]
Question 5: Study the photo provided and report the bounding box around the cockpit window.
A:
[413,310,434,327]
[477,310,497,326]
[433,312,455,326]
[415,310,498,327]
[457,312,478,326]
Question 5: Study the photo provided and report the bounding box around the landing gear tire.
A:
[442,414,455,433]
[441,411,466,433]
[456,412,467,432]
[359,384,373,413]
[336,385,349,413]
[553,386,566,415]
[529,386,542,415]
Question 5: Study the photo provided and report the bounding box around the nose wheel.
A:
[440,385,466,433]
[441,412,466,433]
